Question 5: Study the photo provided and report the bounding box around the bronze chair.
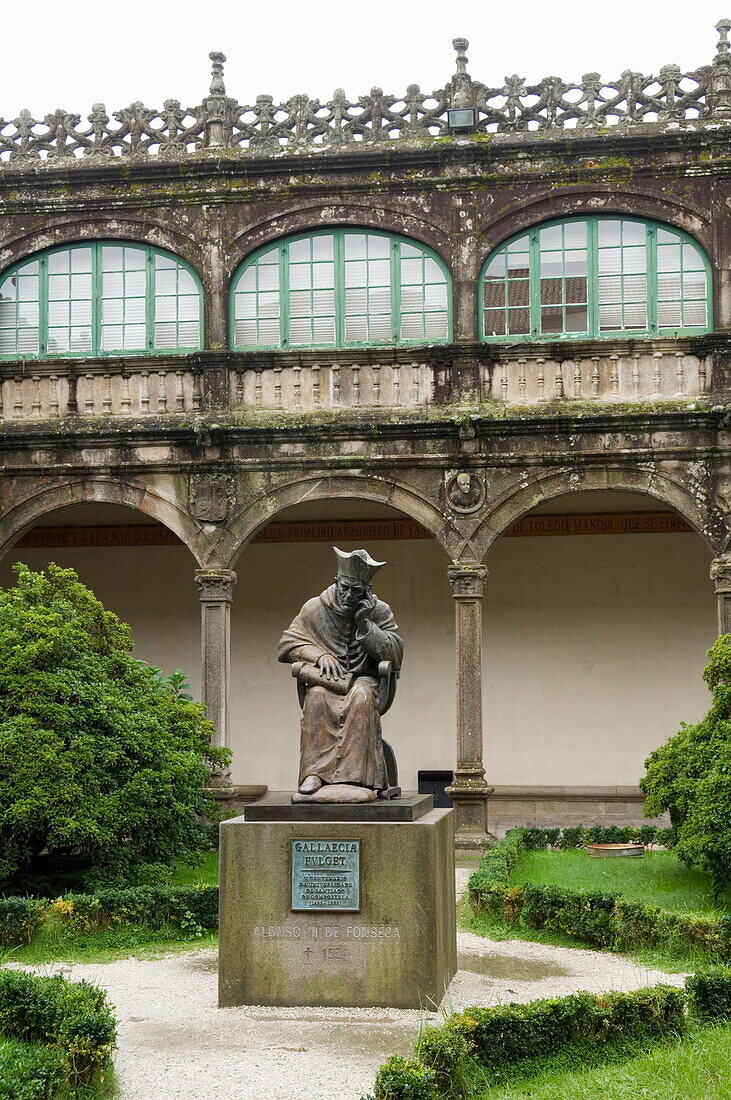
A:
[291,659,399,789]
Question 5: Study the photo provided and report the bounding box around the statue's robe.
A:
[278,585,403,788]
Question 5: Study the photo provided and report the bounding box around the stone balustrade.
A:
[0,339,719,421]
[229,361,435,410]
[0,363,202,420]
[482,348,710,404]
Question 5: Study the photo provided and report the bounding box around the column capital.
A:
[710,556,731,594]
[195,567,237,601]
[448,561,487,599]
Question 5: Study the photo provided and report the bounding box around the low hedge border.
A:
[0,899,44,948]
[0,969,116,1096]
[370,969,731,1099]
[0,884,219,947]
[0,1038,66,1100]
[371,984,688,1099]
[467,829,731,960]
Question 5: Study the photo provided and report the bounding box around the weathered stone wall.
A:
[1,65,731,837]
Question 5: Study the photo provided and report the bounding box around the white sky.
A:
[3,0,727,118]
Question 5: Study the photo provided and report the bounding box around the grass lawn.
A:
[460,849,731,971]
[475,1023,731,1099]
[170,849,218,887]
[508,850,731,916]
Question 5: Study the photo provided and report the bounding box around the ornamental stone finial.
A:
[209,51,227,96]
[450,37,473,109]
[710,19,731,117]
[452,37,470,77]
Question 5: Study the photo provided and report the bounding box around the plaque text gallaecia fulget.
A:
[291,839,361,912]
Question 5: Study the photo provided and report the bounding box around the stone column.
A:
[194,568,237,749]
[710,556,731,635]
[445,561,492,848]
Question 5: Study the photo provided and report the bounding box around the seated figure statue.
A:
[278,547,403,801]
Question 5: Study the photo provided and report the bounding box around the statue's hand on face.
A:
[354,592,378,626]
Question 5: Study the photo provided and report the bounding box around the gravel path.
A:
[12,867,686,1100]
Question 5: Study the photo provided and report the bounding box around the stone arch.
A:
[220,474,460,568]
[471,466,720,563]
[476,188,712,268]
[226,204,453,277]
[0,218,206,280]
[0,477,220,568]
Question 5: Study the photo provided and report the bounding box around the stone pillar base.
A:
[219,805,456,1008]
[446,780,494,849]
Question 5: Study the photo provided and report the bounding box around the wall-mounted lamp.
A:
[447,107,476,131]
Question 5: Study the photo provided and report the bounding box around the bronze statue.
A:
[278,548,403,803]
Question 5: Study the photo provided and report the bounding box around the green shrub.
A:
[0,1038,66,1099]
[371,986,691,1098]
[91,884,218,932]
[468,829,525,913]
[50,894,102,936]
[597,986,686,1040]
[557,826,585,849]
[521,884,618,948]
[686,967,731,1021]
[462,986,685,1073]
[0,898,44,946]
[415,1018,474,1098]
[0,563,229,891]
[642,635,731,895]
[0,970,116,1086]
[374,1055,437,1099]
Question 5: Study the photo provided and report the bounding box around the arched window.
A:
[480,218,711,341]
[230,229,451,349]
[0,242,203,358]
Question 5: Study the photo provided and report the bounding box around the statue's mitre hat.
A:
[333,546,386,583]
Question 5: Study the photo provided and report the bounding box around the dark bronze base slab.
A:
[243,792,433,822]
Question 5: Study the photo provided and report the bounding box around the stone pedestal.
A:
[218,797,456,1009]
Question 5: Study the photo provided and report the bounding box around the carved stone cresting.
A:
[194,567,237,602]
[445,470,486,514]
[0,24,727,167]
[190,473,235,523]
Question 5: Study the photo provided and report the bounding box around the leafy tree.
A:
[642,635,731,895]
[0,563,228,891]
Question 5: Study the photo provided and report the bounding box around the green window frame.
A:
[230,229,452,350]
[479,217,712,342]
[0,242,203,359]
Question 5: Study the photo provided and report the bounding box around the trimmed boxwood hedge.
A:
[468,829,731,959]
[0,898,44,947]
[371,985,687,1100]
[686,967,731,1021]
[0,1038,66,1100]
[0,969,116,1093]
[0,883,219,946]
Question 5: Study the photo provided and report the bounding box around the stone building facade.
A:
[2,26,731,845]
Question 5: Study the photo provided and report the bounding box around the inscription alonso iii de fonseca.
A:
[291,839,360,912]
